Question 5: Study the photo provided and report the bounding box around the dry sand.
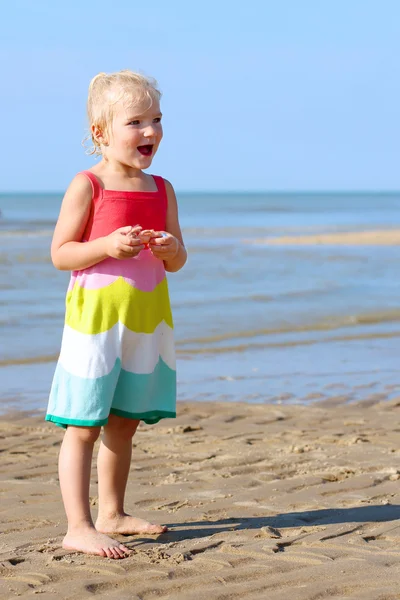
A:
[255,229,400,246]
[1,398,400,599]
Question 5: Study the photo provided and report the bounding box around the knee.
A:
[119,422,140,441]
[67,425,101,444]
[105,415,140,441]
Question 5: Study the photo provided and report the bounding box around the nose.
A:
[143,124,156,138]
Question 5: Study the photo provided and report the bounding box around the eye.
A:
[129,120,140,126]
[153,117,162,123]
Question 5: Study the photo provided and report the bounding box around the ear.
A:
[91,124,108,146]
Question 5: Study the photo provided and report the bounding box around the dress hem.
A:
[110,408,176,423]
[45,410,176,429]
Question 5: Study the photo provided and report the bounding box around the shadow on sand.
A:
[131,504,400,547]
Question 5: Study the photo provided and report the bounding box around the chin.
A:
[138,156,154,167]
[128,158,152,169]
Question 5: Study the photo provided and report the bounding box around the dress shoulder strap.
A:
[79,170,103,201]
[153,175,168,211]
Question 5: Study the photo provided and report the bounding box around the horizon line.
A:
[1,189,400,196]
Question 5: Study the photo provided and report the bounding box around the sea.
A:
[1,190,400,415]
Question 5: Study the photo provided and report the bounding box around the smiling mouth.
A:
[137,145,154,156]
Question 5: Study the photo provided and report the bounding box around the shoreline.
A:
[253,228,400,245]
[1,398,400,598]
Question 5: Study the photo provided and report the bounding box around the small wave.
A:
[0,310,63,326]
[0,353,59,367]
[172,286,343,309]
[0,254,52,265]
[0,228,53,238]
[176,309,400,347]
[177,328,400,355]
[249,285,341,302]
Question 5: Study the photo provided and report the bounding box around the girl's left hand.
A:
[149,232,180,261]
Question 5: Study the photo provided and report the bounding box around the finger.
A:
[150,246,168,257]
[125,237,144,247]
[130,245,145,253]
[122,232,139,241]
[117,226,134,234]
[131,225,143,233]
[118,251,137,259]
[119,242,144,254]
[150,236,170,246]
[119,241,137,251]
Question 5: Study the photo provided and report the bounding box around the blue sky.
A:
[1,0,399,191]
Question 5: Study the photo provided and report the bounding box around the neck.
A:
[98,158,145,179]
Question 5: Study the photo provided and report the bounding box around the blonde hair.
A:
[84,70,161,156]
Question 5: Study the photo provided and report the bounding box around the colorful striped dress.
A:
[45,171,176,429]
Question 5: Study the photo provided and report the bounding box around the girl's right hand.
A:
[105,225,144,259]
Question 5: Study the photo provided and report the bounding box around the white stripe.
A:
[58,321,175,378]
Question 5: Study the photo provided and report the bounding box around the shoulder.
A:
[161,179,178,212]
[68,172,94,193]
[161,178,175,193]
[61,172,93,207]
[152,174,174,192]
[157,177,177,200]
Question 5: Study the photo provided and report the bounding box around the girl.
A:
[46,70,187,559]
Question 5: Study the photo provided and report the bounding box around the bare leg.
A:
[95,414,167,535]
[59,425,131,558]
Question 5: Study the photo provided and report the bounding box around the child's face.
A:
[107,94,163,169]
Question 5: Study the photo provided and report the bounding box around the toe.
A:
[119,544,131,554]
[103,547,114,559]
[110,547,121,559]
[113,546,125,558]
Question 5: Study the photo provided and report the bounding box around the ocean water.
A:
[1,190,400,414]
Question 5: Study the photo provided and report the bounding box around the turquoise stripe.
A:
[46,357,176,428]
[47,360,121,424]
[110,409,176,424]
[45,415,109,429]
[45,411,176,429]
[112,358,176,416]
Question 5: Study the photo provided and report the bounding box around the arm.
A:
[149,179,187,273]
[51,174,143,271]
[51,174,108,271]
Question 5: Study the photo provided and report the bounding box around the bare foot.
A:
[63,526,132,559]
[96,513,168,535]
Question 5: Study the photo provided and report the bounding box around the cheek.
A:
[123,132,140,149]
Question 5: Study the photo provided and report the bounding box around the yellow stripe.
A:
[66,277,173,334]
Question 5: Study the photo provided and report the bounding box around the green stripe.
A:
[45,415,108,429]
[110,408,176,423]
[45,410,176,429]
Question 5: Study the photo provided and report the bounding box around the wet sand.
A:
[1,398,400,599]
[255,229,400,245]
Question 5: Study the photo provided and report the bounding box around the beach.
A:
[1,397,400,599]
[2,191,400,597]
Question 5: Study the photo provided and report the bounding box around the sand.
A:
[254,229,400,246]
[1,398,400,599]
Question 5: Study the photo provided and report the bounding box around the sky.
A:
[1,0,399,192]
